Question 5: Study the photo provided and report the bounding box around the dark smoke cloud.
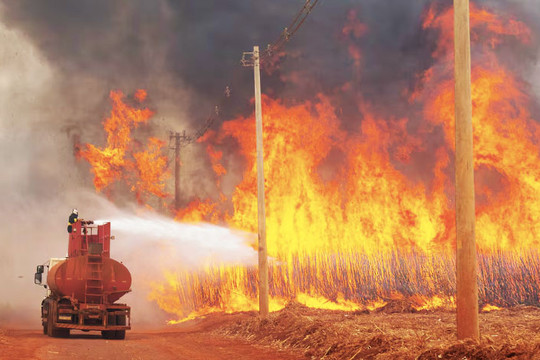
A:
[0,1,440,123]
[1,0,538,129]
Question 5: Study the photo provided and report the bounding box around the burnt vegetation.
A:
[217,302,540,359]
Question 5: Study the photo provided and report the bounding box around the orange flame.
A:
[151,3,540,321]
[481,304,502,312]
[419,4,540,250]
[132,137,170,202]
[79,90,170,204]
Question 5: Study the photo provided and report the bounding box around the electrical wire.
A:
[260,0,320,66]
[171,0,320,152]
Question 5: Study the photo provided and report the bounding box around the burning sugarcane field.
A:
[2,0,540,359]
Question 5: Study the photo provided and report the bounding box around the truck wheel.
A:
[102,313,116,339]
[49,325,69,338]
[114,315,126,339]
[56,328,70,338]
[101,330,115,339]
[43,303,50,336]
[46,305,70,338]
[47,309,54,337]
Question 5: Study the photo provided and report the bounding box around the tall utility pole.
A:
[242,45,269,317]
[454,0,479,340]
[169,114,215,211]
[169,131,188,210]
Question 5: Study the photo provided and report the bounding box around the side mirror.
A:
[34,272,42,285]
[36,265,44,274]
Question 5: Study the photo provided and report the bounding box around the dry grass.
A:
[164,250,540,318]
[216,301,540,359]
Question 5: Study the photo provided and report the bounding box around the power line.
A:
[167,100,224,210]
[171,1,320,207]
[260,0,320,66]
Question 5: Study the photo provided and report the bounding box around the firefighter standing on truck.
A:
[67,209,78,233]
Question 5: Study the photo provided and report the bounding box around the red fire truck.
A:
[34,220,131,339]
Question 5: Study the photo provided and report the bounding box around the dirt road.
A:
[0,314,301,360]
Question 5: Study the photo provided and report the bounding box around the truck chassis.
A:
[41,296,131,339]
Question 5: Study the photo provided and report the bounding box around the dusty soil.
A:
[0,314,300,360]
[3,303,540,360]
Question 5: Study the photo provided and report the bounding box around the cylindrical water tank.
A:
[47,255,131,304]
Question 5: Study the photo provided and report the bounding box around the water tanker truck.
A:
[34,220,131,339]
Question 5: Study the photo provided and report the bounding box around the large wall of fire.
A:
[78,3,540,321]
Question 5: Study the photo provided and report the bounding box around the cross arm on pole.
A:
[241,51,255,67]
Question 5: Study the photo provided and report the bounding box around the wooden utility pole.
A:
[168,116,217,211]
[169,131,186,210]
[174,132,182,210]
[168,118,216,211]
[454,0,479,340]
[242,45,269,317]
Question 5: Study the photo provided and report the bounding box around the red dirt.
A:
[0,314,300,360]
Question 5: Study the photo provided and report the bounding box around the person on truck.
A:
[67,209,78,233]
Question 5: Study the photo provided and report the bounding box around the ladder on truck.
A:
[85,254,104,304]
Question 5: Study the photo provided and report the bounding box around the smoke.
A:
[1,0,538,139]
[0,20,64,327]
[0,1,440,126]
[513,1,540,102]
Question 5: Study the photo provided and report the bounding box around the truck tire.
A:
[101,331,115,339]
[47,304,70,338]
[115,315,126,339]
[42,302,49,336]
[46,308,54,337]
[58,328,70,338]
[101,314,116,339]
